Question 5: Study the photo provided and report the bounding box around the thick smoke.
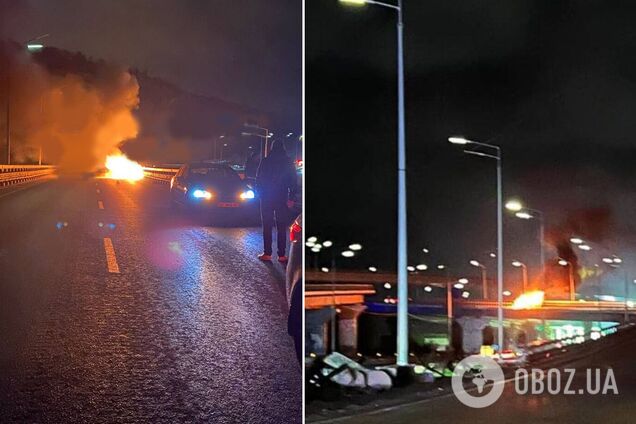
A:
[0,41,139,172]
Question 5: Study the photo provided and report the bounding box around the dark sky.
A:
[1,0,301,127]
[307,0,636,295]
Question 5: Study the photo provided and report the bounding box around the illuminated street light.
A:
[407,265,415,272]
[321,267,330,273]
[416,264,428,271]
[489,252,497,258]
[437,264,445,270]
[384,282,392,289]
[323,240,333,247]
[454,283,465,289]
[570,237,584,244]
[578,244,592,251]
[503,290,512,297]
[341,250,355,258]
[368,266,378,272]
[424,286,433,292]
[613,257,623,264]
[308,236,318,243]
[462,291,470,298]
[558,258,576,301]
[469,260,489,300]
[349,243,363,251]
[422,248,429,253]
[458,278,469,284]
[515,211,532,219]
[602,257,614,264]
[311,247,321,253]
[448,136,470,145]
[511,260,528,292]
[341,0,408,367]
[306,241,315,248]
[505,199,523,212]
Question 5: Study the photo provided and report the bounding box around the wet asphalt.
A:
[0,177,301,423]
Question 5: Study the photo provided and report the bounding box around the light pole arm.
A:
[364,0,400,11]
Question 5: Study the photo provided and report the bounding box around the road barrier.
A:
[142,166,179,184]
[0,165,56,187]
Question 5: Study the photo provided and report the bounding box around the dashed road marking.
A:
[98,200,104,209]
[103,237,120,273]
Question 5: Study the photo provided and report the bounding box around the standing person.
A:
[256,140,297,262]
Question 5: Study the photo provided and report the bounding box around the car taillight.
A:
[290,222,301,243]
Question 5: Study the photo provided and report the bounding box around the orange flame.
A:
[105,154,144,182]
[511,290,545,310]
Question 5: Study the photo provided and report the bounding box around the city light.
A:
[307,236,318,243]
[602,257,614,264]
[416,264,428,271]
[384,282,392,289]
[322,240,333,247]
[462,291,470,299]
[469,260,481,267]
[320,267,329,273]
[349,243,363,251]
[407,266,415,272]
[515,211,532,219]
[505,199,523,212]
[448,136,470,145]
[424,286,432,292]
[503,290,512,296]
[341,250,355,258]
[339,0,367,5]
[570,237,583,244]
[558,259,568,266]
[437,264,445,270]
[578,244,592,251]
[511,260,524,268]
[458,278,469,284]
[454,283,465,289]
[368,266,378,272]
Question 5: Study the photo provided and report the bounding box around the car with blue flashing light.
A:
[169,161,258,216]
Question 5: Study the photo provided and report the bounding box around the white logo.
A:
[451,355,505,408]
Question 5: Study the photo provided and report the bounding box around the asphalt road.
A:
[320,331,636,424]
[0,176,301,423]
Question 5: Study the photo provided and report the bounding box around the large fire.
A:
[511,290,545,310]
[105,154,144,182]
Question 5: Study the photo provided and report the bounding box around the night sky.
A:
[307,0,636,294]
[1,0,301,127]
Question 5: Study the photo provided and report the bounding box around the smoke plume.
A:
[0,41,139,172]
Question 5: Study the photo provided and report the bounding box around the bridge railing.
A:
[142,166,179,184]
[0,165,56,187]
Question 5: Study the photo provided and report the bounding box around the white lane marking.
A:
[98,200,104,209]
[103,237,120,273]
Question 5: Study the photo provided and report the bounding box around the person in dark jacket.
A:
[255,140,297,262]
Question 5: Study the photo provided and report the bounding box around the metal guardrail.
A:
[0,165,56,187]
[142,166,179,184]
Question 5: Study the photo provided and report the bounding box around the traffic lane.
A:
[84,178,301,423]
[326,336,636,424]
[0,177,105,367]
[0,177,300,423]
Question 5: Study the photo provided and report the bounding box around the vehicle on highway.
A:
[169,161,258,216]
[287,214,302,364]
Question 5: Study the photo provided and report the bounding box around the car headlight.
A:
[192,189,213,199]
[240,189,255,200]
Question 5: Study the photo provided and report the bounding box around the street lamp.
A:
[511,260,528,293]
[340,0,409,367]
[470,260,489,300]
[242,122,273,157]
[506,198,546,285]
[451,135,503,349]
[558,258,576,301]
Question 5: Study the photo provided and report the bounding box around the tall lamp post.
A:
[469,260,489,299]
[340,0,409,367]
[449,136,504,350]
[558,258,576,301]
[511,260,528,293]
[505,199,546,286]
